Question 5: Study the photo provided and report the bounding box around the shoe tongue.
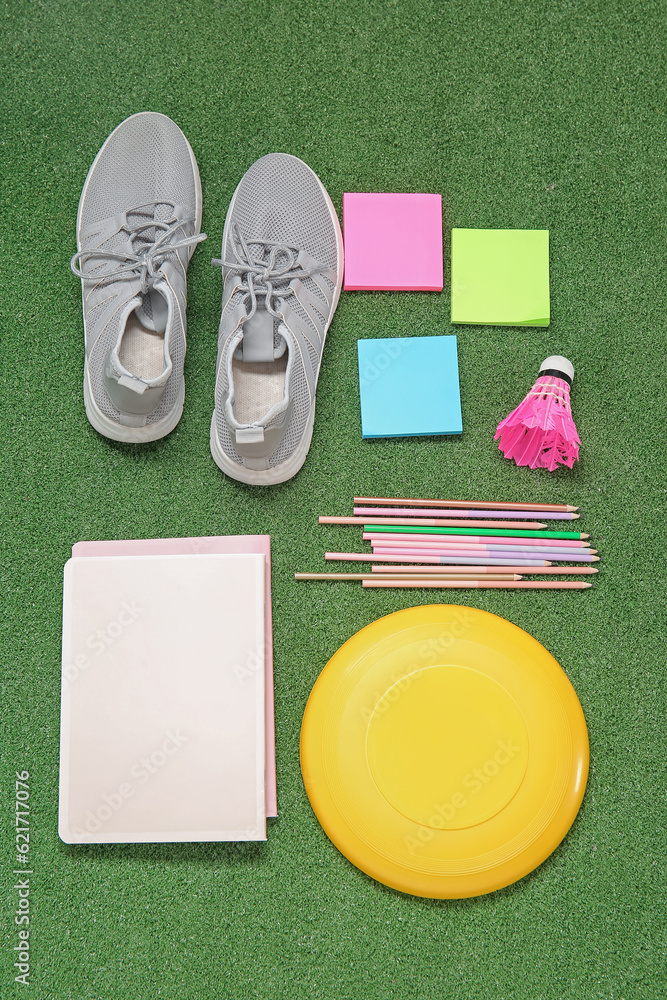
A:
[134,286,168,333]
[241,310,287,363]
[126,202,174,229]
[127,204,173,334]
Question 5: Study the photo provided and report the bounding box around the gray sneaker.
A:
[70,112,205,442]
[210,153,343,484]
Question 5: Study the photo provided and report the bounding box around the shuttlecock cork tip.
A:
[540,356,574,384]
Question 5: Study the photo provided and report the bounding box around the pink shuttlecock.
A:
[494,356,580,471]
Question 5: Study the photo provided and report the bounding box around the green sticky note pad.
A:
[451,228,550,327]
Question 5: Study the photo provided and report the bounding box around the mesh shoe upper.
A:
[71,112,204,436]
[212,153,343,481]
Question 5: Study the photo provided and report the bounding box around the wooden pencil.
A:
[370,545,598,558]
[371,564,599,575]
[325,553,550,569]
[363,580,593,590]
[371,547,599,562]
[353,506,579,521]
[368,537,593,550]
[362,532,591,547]
[368,554,557,566]
[354,496,579,512]
[367,525,589,539]
[294,572,523,581]
[320,516,548,530]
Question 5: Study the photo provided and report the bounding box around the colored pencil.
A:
[363,532,591,547]
[325,552,551,566]
[372,555,554,566]
[366,525,589,539]
[353,506,579,521]
[320,516,548,530]
[371,564,599,575]
[323,557,534,574]
[371,547,599,562]
[369,541,594,555]
[354,496,579,512]
[294,573,523,581]
[363,580,592,590]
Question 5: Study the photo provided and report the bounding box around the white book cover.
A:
[58,553,265,843]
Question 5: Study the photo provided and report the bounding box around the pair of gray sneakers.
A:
[71,112,343,485]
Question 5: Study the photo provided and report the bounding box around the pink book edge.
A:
[71,535,277,818]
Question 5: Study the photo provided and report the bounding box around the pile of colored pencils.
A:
[296,495,599,590]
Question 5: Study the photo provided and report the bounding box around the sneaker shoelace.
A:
[70,203,206,294]
[212,223,324,321]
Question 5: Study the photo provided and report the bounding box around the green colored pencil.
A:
[365,524,589,540]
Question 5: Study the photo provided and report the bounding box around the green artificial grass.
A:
[1,1,666,997]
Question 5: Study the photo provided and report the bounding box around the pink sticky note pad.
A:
[343,193,443,291]
[71,535,277,818]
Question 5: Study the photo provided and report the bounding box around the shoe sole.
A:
[210,154,344,485]
[77,112,202,443]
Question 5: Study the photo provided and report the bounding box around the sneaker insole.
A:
[118,315,166,381]
[232,356,288,425]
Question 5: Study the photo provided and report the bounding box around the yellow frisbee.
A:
[300,605,588,898]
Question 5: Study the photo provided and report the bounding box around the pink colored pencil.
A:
[363,579,592,590]
[371,564,598,575]
[366,535,591,547]
[366,554,553,566]
[371,547,599,562]
[353,506,579,521]
[325,552,550,566]
[354,496,578,512]
[363,532,590,547]
[369,540,593,554]
[319,516,548,529]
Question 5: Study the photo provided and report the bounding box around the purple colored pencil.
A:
[354,506,579,521]
[325,552,551,566]
[371,547,599,563]
[369,541,591,556]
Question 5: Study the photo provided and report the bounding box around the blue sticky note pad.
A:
[357,335,462,438]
